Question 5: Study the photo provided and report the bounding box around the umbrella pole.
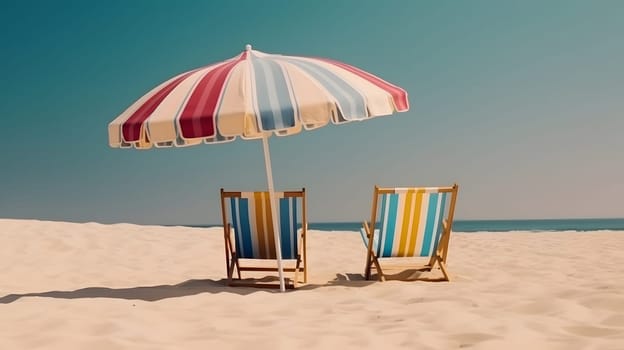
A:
[261,134,286,292]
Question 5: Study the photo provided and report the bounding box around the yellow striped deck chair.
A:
[361,184,459,281]
[220,189,307,289]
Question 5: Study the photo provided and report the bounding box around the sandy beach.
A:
[1,218,623,349]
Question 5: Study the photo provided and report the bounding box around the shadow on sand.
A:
[0,273,372,304]
[0,269,448,304]
[0,279,249,304]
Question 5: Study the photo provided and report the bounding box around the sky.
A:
[1,0,623,225]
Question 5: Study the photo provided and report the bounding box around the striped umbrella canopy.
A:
[108,45,409,291]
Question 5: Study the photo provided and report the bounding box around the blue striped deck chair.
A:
[361,184,459,281]
[220,189,307,289]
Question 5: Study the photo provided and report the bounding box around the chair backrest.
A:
[371,185,458,258]
[221,189,306,260]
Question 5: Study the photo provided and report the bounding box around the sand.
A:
[1,218,623,349]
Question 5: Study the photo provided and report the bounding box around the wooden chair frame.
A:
[220,188,308,289]
[362,184,459,282]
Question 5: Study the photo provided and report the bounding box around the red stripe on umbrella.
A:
[179,51,248,139]
[122,70,199,142]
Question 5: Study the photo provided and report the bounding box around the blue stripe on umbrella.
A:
[280,57,368,121]
[250,55,296,131]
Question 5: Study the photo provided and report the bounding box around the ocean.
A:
[308,218,624,232]
[197,218,624,233]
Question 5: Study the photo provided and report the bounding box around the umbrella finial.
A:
[245,44,252,51]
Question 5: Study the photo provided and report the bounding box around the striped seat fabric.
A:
[227,191,300,260]
[364,188,448,258]
[361,184,459,282]
[221,188,307,289]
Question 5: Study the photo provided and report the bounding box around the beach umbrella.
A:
[108,45,409,292]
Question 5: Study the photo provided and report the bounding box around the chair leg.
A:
[364,258,372,280]
[365,250,384,281]
[372,256,385,281]
[302,231,308,283]
[426,253,437,271]
[363,222,375,280]
[235,259,241,279]
[224,229,232,278]
[227,258,237,286]
[227,243,242,280]
[294,257,301,288]
[297,238,307,284]
[224,230,242,280]
[437,257,450,281]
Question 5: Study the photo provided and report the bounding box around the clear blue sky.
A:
[1,0,623,225]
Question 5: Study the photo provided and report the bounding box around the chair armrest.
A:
[362,220,372,237]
